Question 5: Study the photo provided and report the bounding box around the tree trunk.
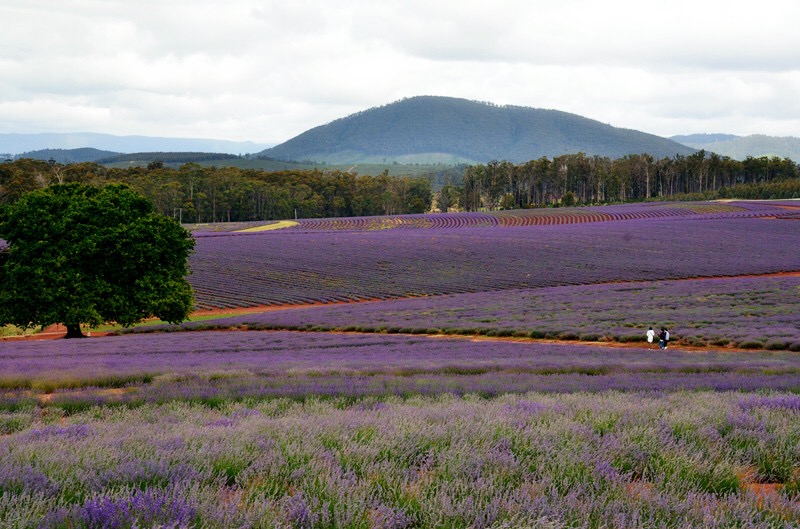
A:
[64,323,85,339]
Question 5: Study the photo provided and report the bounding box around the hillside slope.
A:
[12,148,120,163]
[0,132,272,156]
[259,96,695,164]
[671,134,800,160]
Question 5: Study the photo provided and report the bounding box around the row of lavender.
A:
[182,275,800,349]
[189,214,800,310]
[3,330,800,409]
[5,326,800,527]
[190,201,794,233]
[4,390,800,527]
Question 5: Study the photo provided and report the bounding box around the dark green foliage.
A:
[462,151,800,209]
[96,151,239,164]
[717,177,800,200]
[765,340,791,351]
[0,184,194,335]
[0,160,434,222]
[739,341,766,350]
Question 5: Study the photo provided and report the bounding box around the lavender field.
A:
[4,331,800,408]
[192,200,791,233]
[4,390,800,527]
[3,201,800,528]
[3,330,800,527]
[188,202,800,310]
[183,274,800,350]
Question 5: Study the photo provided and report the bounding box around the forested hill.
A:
[259,96,696,164]
[671,134,800,161]
[11,148,120,164]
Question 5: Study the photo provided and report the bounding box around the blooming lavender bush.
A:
[4,391,800,528]
[3,331,800,403]
[2,329,800,527]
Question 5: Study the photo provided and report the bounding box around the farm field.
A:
[3,331,800,527]
[181,274,800,350]
[187,201,800,311]
[2,200,800,528]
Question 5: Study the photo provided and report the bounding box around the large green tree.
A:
[0,183,195,338]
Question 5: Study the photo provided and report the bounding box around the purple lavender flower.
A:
[187,205,800,310]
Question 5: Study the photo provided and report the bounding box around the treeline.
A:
[460,151,800,210]
[95,152,240,164]
[0,160,433,223]
[2,151,798,223]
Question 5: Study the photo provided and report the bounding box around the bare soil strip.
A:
[190,270,800,319]
[6,270,799,345]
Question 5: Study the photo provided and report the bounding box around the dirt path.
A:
[5,270,799,347]
[189,269,800,319]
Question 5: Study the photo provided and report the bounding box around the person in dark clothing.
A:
[658,328,667,349]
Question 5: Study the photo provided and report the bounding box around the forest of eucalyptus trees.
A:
[459,150,799,210]
[0,160,433,223]
[2,150,798,223]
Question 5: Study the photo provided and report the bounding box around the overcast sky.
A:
[2,0,800,144]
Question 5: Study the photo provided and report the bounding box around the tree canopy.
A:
[0,183,195,338]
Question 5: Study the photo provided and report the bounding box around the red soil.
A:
[5,270,799,346]
[190,270,800,319]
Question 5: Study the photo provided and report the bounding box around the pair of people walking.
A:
[646,327,670,349]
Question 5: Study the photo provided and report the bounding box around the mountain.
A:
[258,96,696,164]
[671,134,800,161]
[10,148,121,163]
[0,133,272,157]
[671,133,739,145]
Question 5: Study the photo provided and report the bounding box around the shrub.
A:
[487,329,515,337]
[0,414,32,435]
[686,337,707,347]
[765,340,791,351]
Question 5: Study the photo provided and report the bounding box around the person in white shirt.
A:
[646,327,655,349]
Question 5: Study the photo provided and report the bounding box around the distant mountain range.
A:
[5,98,800,166]
[1,148,245,166]
[7,147,120,164]
[0,133,272,158]
[258,96,695,164]
[670,133,800,160]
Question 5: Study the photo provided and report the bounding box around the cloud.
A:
[1,0,799,143]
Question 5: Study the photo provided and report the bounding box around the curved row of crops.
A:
[205,201,791,233]
[188,202,800,310]
[198,274,800,350]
